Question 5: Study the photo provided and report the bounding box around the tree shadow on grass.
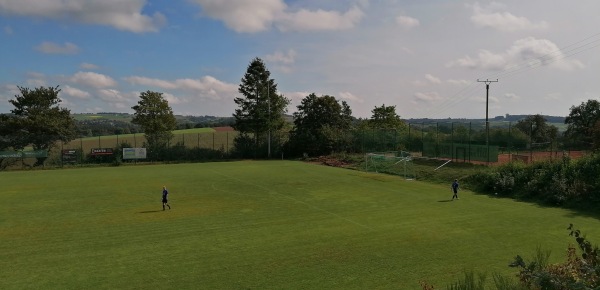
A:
[138,210,162,214]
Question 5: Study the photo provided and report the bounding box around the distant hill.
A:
[406,114,565,124]
[72,112,132,122]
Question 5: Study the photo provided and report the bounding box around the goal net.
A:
[365,151,416,180]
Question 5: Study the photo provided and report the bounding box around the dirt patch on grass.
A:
[307,156,353,168]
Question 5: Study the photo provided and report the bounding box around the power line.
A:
[417,31,600,119]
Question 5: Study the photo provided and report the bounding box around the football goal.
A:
[365,151,416,180]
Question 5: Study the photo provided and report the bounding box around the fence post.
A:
[408,123,411,151]
[80,137,83,166]
[421,122,424,155]
[436,122,439,158]
[529,121,533,163]
[508,122,512,161]
[468,122,472,163]
[452,122,455,161]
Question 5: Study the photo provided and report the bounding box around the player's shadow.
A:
[138,210,162,214]
[437,199,454,202]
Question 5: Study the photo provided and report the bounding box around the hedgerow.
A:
[465,154,600,208]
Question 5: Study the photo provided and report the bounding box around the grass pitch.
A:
[2,161,600,289]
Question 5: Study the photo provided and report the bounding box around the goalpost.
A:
[365,151,453,180]
[365,151,416,180]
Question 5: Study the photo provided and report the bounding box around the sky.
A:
[1,0,599,119]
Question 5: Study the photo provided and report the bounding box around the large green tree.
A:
[0,114,22,170]
[233,57,290,158]
[131,91,177,159]
[368,104,406,130]
[514,114,558,144]
[565,99,600,149]
[289,93,353,156]
[8,86,76,166]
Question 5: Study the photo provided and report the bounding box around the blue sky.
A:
[1,0,599,119]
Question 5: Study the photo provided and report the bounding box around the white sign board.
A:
[123,148,147,160]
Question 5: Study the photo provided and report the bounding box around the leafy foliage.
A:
[465,153,600,207]
[131,91,177,160]
[6,86,76,166]
[233,57,290,158]
[288,93,353,156]
[368,104,407,130]
[510,225,600,290]
[565,99,600,149]
[514,114,558,144]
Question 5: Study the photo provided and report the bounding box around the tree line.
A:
[1,57,600,167]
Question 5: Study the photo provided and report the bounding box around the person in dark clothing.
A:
[162,186,171,210]
[451,179,459,200]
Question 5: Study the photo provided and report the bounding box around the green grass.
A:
[1,161,600,289]
[172,128,216,134]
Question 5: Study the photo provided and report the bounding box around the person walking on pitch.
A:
[451,179,459,200]
[162,186,171,210]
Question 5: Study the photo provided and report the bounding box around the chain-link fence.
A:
[331,122,585,164]
[0,121,589,169]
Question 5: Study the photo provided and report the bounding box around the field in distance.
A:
[1,161,598,289]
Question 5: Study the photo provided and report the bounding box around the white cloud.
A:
[62,85,91,99]
[470,2,548,32]
[284,91,310,102]
[24,72,47,87]
[80,63,100,70]
[161,92,185,105]
[124,75,237,100]
[0,84,20,102]
[0,0,166,33]
[192,0,284,33]
[277,6,364,32]
[70,71,117,88]
[447,79,470,86]
[338,91,363,103]
[265,49,296,65]
[35,41,79,54]
[124,76,176,89]
[414,92,444,104]
[425,74,441,84]
[265,49,297,73]
[396,15,419,29]
[96,89,136,109]
[191,0,363,33]
[507,37,584,71]
[447,37,584,71]
[504,93,520,100]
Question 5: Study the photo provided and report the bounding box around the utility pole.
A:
[477,79,498,165]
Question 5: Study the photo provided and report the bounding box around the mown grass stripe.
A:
[1,161,600,289]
